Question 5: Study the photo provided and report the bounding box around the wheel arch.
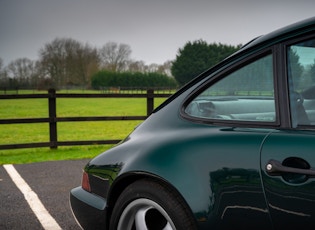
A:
[105,171,196,228]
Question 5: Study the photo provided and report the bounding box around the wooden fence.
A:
[0,89,172,150]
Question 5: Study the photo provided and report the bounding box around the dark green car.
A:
[70,17,315,229]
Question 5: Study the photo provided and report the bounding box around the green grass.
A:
[0,94,168,165]
[0,145,112,165]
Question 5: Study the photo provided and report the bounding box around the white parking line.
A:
[3,164,62,230]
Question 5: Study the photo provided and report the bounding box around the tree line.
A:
[0,38,242,90]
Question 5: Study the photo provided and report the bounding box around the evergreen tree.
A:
[171,40,241,86]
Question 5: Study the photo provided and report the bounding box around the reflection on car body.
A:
[70,17,315,229]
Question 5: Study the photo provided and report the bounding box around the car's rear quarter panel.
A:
[88,97,273,228]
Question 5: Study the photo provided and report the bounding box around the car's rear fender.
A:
[105,171,195,229]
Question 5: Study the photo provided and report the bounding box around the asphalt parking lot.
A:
[0,159,90,230]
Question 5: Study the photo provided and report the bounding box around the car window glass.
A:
[287,38,315,127]
[185,54,276,122]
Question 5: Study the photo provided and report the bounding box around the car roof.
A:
[154,17,315,113]
[241,16,315,51]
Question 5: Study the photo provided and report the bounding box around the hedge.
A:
[91,71,178,89]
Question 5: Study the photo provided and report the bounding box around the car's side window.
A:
[185,54,276,123]
[287,38,315,127]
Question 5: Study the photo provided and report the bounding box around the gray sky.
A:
[0,0,314,66]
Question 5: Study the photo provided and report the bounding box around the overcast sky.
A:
[0,0,314,66]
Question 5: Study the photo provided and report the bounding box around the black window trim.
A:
[282,33,315,130]
[181,47,281,129]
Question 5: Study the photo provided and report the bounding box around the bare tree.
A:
[7,58,36,88]
[0,58,4,80]
[99,42,131,72]
[0,58,8,88]
[136,61,173,77]
[146,63,160,73]
[128,60,146,72]
[158,60,173,77]
[39,38,68,87]
[75,43,100,87]
[39,38,100,88]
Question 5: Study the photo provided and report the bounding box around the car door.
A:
[261,36,315,229]
[261,131,315,228]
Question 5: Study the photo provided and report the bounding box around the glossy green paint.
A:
[72,17,315,229]
[261,130,315,229]
[88,101,275,228]
[126,128,273,228]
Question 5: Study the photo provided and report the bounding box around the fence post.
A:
[146,89,154,116]
[48,88,58,149]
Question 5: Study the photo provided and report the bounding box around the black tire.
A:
[109,179,197,230]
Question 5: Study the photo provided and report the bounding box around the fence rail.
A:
[0,89,172,150]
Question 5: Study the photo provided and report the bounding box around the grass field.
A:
[0,93,168,165]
